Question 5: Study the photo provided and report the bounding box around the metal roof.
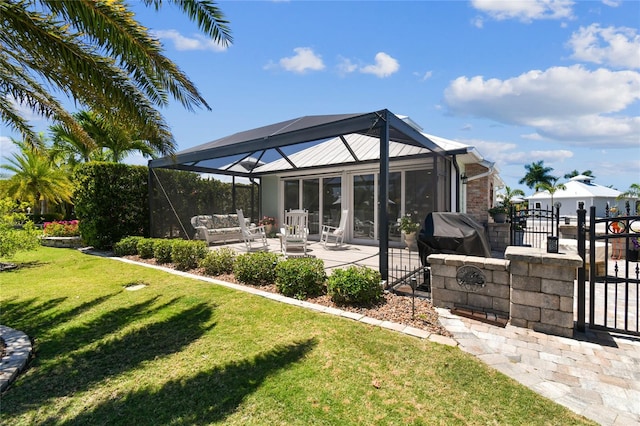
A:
[527,179,622,199]
[149,109,449,176]
[254,133,431,173]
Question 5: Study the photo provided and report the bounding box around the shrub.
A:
[43,220,80,237]
[327,266,383,305]
[199,247,236,276]
[275,257,326,299]
[0,198,40,260]
[137,238,157,259]
[113,236,145,256]
[153,239,174,264]
[233,251,280,285]
[73,162,149,249]
[171,240,208,271]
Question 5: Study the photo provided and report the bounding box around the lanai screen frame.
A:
[149,109,449,282]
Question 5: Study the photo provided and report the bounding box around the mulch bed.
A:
[123,255,451,337]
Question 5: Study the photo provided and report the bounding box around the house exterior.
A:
[526,175,637,218]
[252,116,503,246]
[148,109,502,279]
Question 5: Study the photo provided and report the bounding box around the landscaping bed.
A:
[123,255,451,337]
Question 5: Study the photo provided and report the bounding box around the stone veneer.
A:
[505,246,582,337]
[428,254,510,318]
[486,223,510,252]
[41,236,83,248]
[429,246,583,338]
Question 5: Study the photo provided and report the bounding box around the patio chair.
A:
[320,209,349,248]
[280,209,309,256]
[236,209,268,251]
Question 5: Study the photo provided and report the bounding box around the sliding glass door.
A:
[352,174,375,241]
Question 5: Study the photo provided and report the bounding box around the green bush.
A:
[275,257,326,299]
[74,162,149,249]
[137,238,157,259]
[113,236,144,256]
[327,266,383,306]
[0,198,40,260]
[153,239,174,264]
[233,251,280,285]
[171,240,208,271]
[199,247,236,276]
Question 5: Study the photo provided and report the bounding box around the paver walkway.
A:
[437,308,640,426]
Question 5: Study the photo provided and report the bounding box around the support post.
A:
[576,202,586,332]
[378,112,390,283]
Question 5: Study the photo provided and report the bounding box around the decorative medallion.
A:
[456,265,486,291]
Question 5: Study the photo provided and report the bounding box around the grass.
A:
[0,247,595,425]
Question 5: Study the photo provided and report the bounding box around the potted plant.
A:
[399,215,420,250]
[488,204,508,223]
[258,216,277,236]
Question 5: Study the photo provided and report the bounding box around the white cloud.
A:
[277,47,325,74]
[602,0,622,7]
[360,52,399,78]
[443,65,640,147]
[336,56,358,75]
[567,24,640,69]
[463,138,573,168]
[153,29,227,52]
[471,0,575,23]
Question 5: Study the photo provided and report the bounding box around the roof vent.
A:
[569,174,594,183]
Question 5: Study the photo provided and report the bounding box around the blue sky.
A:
[1,0,639,195]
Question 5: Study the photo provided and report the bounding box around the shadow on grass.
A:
[1,301,216,416]
[0,293,119,336]
[54,338,317,425]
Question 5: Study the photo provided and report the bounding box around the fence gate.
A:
[510,205,559,248]
[576,203,640,336]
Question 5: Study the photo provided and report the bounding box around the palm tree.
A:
[50,110,159,164]
[617,183,640,214]
[564,170,595,179]
[535,178,566,210]
[519,161,556,189]
[497,186,526,212]
[1,146,73,215]
[1,0,232,155]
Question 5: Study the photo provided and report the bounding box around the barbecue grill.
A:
[417,212,492,267]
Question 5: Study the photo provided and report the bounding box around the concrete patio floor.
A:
[217,237,427,288]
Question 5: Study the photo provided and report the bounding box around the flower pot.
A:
[402,231,418,251]
[492,213,506,223]
[627,249,639,262]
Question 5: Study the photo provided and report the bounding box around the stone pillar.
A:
[486,223,509,252]
[505,246,582,337]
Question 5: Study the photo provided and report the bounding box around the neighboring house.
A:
[526,175,637,218]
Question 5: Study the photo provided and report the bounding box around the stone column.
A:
[505,246,582,337]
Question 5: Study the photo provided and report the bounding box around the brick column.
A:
[464,163,491,226]
[505,246,582,337]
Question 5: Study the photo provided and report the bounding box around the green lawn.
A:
[0,247,594,425]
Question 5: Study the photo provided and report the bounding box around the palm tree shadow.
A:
[0,292,119,336]
[54,338,317,425]
[2,302,216,415]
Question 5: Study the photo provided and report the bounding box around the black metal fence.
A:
[576,202,640,335]
[509,205,559,248]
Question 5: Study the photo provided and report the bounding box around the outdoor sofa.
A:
[190,214,250,245]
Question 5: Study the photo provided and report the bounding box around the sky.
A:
[1,0,639,195]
